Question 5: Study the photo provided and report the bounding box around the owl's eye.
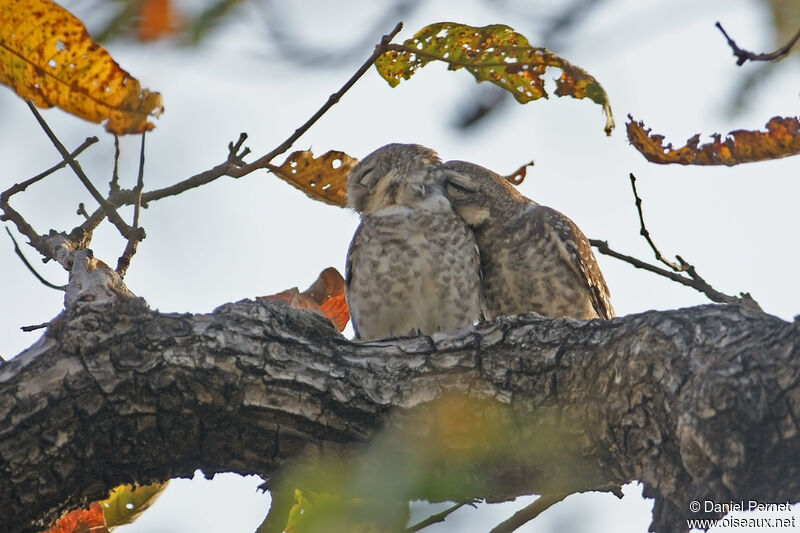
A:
[357,167,374,185]
[445,178,475,195]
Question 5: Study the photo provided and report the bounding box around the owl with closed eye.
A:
[345,144,482,340]
[443,160,614,321]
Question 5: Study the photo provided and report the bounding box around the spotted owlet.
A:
[442,160,614,321]
[345,144,483,340]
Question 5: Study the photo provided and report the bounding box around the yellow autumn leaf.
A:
[376,22,614,135]
[0,0,163,134]
[270,150,356,207]
[101,482,167,527]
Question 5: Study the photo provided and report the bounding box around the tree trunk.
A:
[0,297,798,533]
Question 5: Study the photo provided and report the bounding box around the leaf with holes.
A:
[503,160,534,185]
[627,114,800,165]
[0,0,163,134]
[270,150,356,207]
[376,22,614,135]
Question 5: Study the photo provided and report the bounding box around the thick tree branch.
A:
[0,298,797,533]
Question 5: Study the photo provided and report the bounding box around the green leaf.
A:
[375,22,614,135]
[101,482,167,527]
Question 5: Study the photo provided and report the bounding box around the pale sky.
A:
[1,0,798,531]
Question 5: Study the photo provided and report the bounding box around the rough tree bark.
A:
[0,293,798,533]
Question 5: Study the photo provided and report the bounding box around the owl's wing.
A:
[536,206,615,319]
[344,221,365,339]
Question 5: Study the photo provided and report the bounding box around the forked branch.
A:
[590,173,760,309]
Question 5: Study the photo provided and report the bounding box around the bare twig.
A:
[21,321,53,332]
[238,21,404,175]
[12,23,404,278]
[109,134,121,195]
[4,228,66,291]
[489,493,569,533]
[590,239,758,308]
[1,137,98,200]
[116,132,147,276]
[629,173,685,271]
[406,500,478,533]
[716,22,800,66]
[76,203,89,219]
[84,21,404,215]
[614,172,759,308]
[27,103,142,242]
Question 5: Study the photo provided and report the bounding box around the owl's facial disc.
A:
[443,172,491,226]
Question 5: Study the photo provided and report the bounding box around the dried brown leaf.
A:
[259,267,350,332]
[270,150,356,207]
[503,160,534,185]
[627,114,800,165]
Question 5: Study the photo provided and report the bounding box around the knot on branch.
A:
[65,249,135,307]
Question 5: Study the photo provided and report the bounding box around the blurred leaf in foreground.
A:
[376,22,614,135]
[101,482,167,527]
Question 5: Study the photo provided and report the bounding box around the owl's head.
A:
[347,143,447,213]
[443,160,530,228]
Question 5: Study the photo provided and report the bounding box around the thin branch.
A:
[629,173,684,271]
[116,132,147,276]
[589,239,758,308]
[14,23,404,272]
[406,500,477,533]
[716,22,800,66]
[123,132,251,206]
[109,134,121,195]
[1,137,98,200]
[26,102,141,242]
[489,493,568,533]
[20,321,53,332]
[4,228,66,291]
[76,203,89,219]
[236,21,405,175]
[616,172,760,308]
[102,21,404,211]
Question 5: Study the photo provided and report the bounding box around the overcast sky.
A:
[1,0,798,531]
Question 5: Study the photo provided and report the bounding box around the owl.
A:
[442,160,614,321]
[345,144,483,340]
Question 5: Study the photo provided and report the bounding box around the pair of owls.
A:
[345,143,614,340]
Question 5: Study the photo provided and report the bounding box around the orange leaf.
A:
[45,502,107,533]
[627,114,800,165]
[258,267,350,332]
[0,0,164,134]
[137,0,180,41]
[270,150,356,207]
[503,160,534,185]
